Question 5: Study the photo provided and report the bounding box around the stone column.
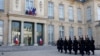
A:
[8,20,12,46]
[20,21,24,46]
[34,23,38,46]
[44,24,47,45]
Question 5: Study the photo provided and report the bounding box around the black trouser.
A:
[74,50,78,55]
[91,50,94,55]
[69,49,72,54]
[60,47,63,53]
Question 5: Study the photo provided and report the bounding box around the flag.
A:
[32,8,36,16]
[29,9,32,15]
[25,10,29,14]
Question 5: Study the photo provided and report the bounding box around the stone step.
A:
[0,46,56,52]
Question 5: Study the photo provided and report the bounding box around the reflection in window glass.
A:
[24,23,33,46]
[12,21,21,45]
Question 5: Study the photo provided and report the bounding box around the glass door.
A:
[37,24,43,45]
[24,22,34,46]
[12,21,21,45]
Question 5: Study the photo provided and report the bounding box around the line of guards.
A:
[57,35,95,56]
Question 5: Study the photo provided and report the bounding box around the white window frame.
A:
[78,28,82,37]
[59,26,64,39]
[69,27,74,40]
[97,6,100,20]
[87,7,92,21]
[48,2,54,18]
[68,6,74,21]
[25,0,34,11]
[88,27,92,40]
[48,25,54,44]
[77,8,82,22]
[59,4,64,20]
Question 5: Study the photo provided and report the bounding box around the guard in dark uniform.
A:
[73,36,78,55]
[84,35,87,54]
[63,37,68,54]
[80,37,85,56]
[59,38,64,53]
[57,38,60,52]
[78,36,81,54]
[68,36,72,54]
[85,36,90,55]
[90,36,95,55]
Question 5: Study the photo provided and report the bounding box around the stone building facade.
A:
[0,0,100,48]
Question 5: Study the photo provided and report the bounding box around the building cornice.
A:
[8,13,48,21]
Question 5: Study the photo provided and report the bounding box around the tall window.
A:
[59,4,64,20]
[98,6,100,20]
[77,8,82,22]
[87,7,92,22]
[48,2,54,19]
[48,25,54,44]
[88,27,92,40]
[0,0,4,11]
[59,26,64,39]
[12,21,21,45]
[69,27,74,40]
[78,28,82,37]
[0,21,3,45]
[68,6,74,21]
[25,0,34,10]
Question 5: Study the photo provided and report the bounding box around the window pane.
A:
[77,8,82,21]
[69,27,74,40]
[0,0,4,10]
[48,2,54,17]
[59,4,64,19]
[98,7,100,20]
[48,25,54,44]
[12,21,21,45]
[0,36,3,44]
[59,26,64,39]
[87,7,91,21]
[25,0,34,10]
[88,28,92,40]
[0,21,3,35]
[78,28,82,37]
[69,7,74,20]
